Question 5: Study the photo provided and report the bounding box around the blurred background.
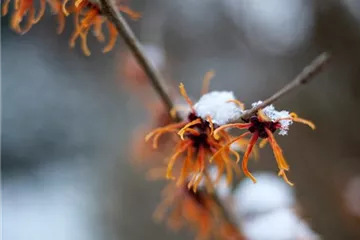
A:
[2,0,360,239]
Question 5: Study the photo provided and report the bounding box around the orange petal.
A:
[265,129,289,171]
[206,116,214,136]
[61,0,70,16]
[118,4,141,20]
[259,138,268,148]
[179,83,194,112]
[166,141,192,180]
[1,0,11,16]
[33,0,46,23]
[290,112,316,130]
[176,147,193,187]
[213,123,252,138]
[56,7,65,34]
[278,169,294,186]
[102,22,118,53]
[226,99,245,111]
[241,132,259,183]
[178,118,201,140]
[209,132,250,163]
[80,30,91,56]
[93,18,105,42]
[201,70,215,95]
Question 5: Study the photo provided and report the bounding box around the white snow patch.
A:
[194,91,243,125]
[252,101,293,135]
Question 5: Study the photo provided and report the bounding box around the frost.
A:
[194,91,244,126]
[252,101,293,135]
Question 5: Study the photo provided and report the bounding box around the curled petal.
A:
[2,0,11,16]
[210,132,250,163]
[241,132,259,183]
[206,116,214,136]
[178,118,201,140]
[118,4,141,20]
[226,99,245,111]
[93,18,105,42]
[259,138,268,148]
[179,83,195,111]
[145,121,186,148]
[290,112,316,130]
[265,128,294,185]
[80,29,91,56]
[33,0,46,23]
[201,70,215,95]
[12,4,35,35]
[278,169,294,186]
[213,123,252,138]
[102,22,118,53]
[166,141,192,180]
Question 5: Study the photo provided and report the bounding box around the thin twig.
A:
[99,0,176,117]
[240,52,331,121]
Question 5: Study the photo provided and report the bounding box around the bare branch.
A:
[99,0,176,116]
[240,52,331,121]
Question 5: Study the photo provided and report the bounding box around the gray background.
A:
[2,0,360,239]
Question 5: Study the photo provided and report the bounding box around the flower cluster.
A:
[212,101,315,186]
[131,70,316,239]
[1,0,140,55]
[145,72,245,192]
[145,72,315,189]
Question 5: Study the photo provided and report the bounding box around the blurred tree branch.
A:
[99,0,177,119]
[240,52,331,121]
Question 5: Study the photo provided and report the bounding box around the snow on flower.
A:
[251,101,293,135]
[194,91,244,126]
[145,71,246,191]
[211,102,315,185]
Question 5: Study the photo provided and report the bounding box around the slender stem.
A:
[240,52,331,120]
[99,0,176,116]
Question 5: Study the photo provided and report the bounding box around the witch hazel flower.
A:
[2,0,64,35]
[212,101,315,186]
[63,0,140,56]
[145,71,246,192]
[1,0,139,55]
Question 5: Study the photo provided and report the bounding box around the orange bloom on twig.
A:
[2,0,65,34]
[2,0,45,34]
[63,0,140,55]
[212,102,315,185]
[145,71,245,192]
